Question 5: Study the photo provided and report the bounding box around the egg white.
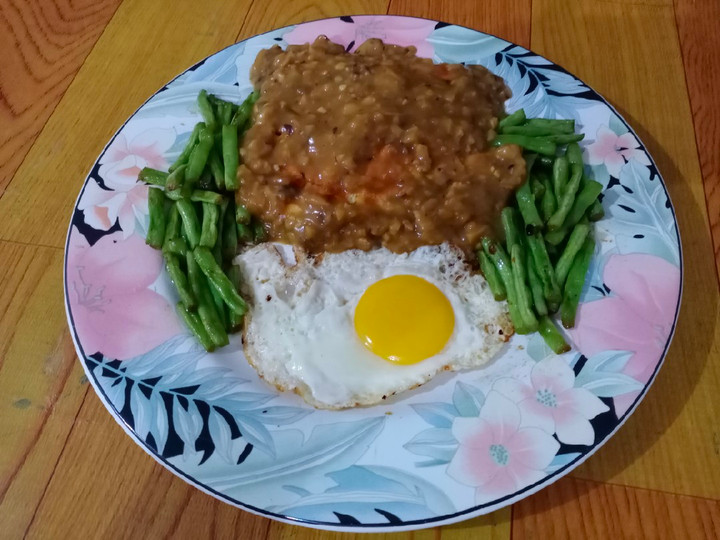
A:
[234,243,512,409]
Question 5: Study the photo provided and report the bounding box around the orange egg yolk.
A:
[354,275,455,365]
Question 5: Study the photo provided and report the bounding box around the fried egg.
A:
[235,243,512,409]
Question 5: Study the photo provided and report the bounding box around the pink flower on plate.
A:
[67,228,180,360]
[568,253,680,416]
[447,392,560,504]
[494,357,608,445]
[586,125,651,178]
[79,128,175,237]
[284,16,436,58]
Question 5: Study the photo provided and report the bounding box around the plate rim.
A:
[63,14,684,532]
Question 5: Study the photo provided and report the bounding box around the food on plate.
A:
[136,36,606,408]
[137,90,259,351]
[237,36,525,255]
[236,243,511,409]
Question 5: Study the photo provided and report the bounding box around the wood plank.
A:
[20,389,511,539]
[0,0,254,249]
[0,241,89,536]
[674,0,720,283]
[532,0,720,498]
[387,0,532,49]
[511,477,720,540]
[263,509,510,540]
[0,0,122,197]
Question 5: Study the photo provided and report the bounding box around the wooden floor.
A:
[1,0,719,538]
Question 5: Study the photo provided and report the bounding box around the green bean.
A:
[236,222,253,244]
[209,148,225,191]
[208,277,229,331]
[252,219,267,243]
[498,109,526,130]
[163,203,180,250]
[197,90,216,130]
[138,167,168,186]
[548,143,583,231]
[231,91,259,129]
[564,179,603,228]
[481,237,528,334]
[552,156,569,200]
[510,244,539,333]
[176,302,214,352]
[199,202,219,248]
[544,133,584,144]
[214,199,227,263]
[538,315,570,354]
[478,250,507,301]
[193,190,225,205]
[145,187,166,249]
[219,101,234,126]
[532,177,546,199]
[165,253,196,310]
[186,250,228,347]
[528,256,548,317]
[222,200,238,261]
[503,125,574,137]
[185,124,213,183]
[588,199,605,221]
[526,233,562,309]
[169,124,202,172]
[165,189,225,205]
[225,265,245,332]
[544,228,567,246]
[524,118,575,133]
[166,163,186,192]
[164,237,188,256]
[222,124,240,190]
[193,247,248,315]
[561,236,595,328]
[501,207,524,250]
[515,155,544,234]
[235,203,251,224]
[555,223,590,287]
[539,176,557,223]
[491,134,557,156]
[176,199,201,249]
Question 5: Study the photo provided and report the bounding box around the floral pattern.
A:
[79,129,174,237]
[569,253,680,416]
[67,228,180,360]
[586,125,651,178]
[494,357,608,445]
[448,392,559,504]
[64,16,681,532]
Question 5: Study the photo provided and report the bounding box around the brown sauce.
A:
[237,36,526,255]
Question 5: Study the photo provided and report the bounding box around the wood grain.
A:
[532,0,720,499]
[511,477,720,539]
[0,0,254,249]
[0,241,90,535]
[0,0,122,197]
[674,0,720,283]
[387,0,532,49]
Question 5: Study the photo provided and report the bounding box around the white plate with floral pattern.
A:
[64,16,682,532]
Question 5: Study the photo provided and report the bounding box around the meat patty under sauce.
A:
[237,36,526,255]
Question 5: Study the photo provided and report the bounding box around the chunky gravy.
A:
[237,36,525,254]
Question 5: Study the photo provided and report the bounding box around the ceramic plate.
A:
[64,16,682,532]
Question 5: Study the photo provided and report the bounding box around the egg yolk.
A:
[354,275,455,364]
